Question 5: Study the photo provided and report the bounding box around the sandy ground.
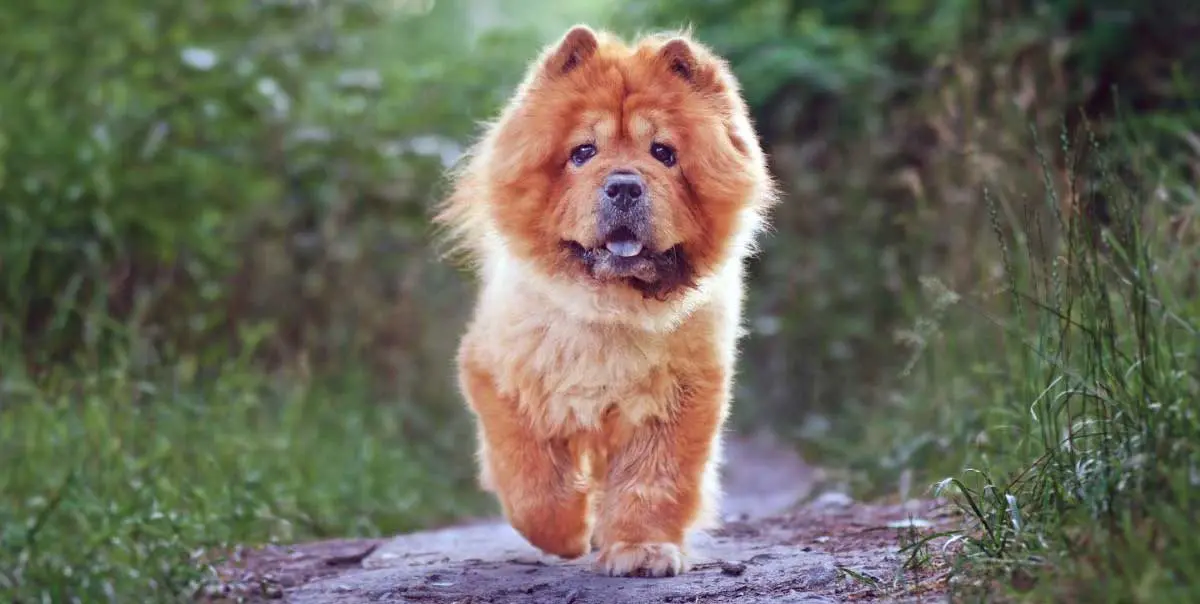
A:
[206,432,956,603]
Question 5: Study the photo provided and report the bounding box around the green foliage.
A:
[2,0,286,357]
[0,0,543,364]
[0,362,486,602]
[808,94,1200,601]
[923,123,1200,600]
[623,0,1197,113]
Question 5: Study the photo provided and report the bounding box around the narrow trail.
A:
[211,432,956,603]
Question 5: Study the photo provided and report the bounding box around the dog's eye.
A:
[570,144,597,167]
[650,142,676,167]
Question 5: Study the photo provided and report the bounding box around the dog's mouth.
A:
[562,227,692,297]
[600,226,646,259]
[564,227,658,281]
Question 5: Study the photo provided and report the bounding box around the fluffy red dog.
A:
[434,25,777,577]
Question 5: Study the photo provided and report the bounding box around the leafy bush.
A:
[0,0,543,371]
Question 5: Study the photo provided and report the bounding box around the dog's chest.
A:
[488,314,678,432]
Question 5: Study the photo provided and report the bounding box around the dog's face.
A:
[454,26,773,305]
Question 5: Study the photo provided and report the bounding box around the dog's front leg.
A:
[460,361,593,559]
[592,374,727,577]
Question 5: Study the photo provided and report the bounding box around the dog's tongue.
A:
[605,240,643,258]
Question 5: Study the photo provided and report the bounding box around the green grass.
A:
[0,360,486,602]
[940,128,1200,601]
[812,118,1200,601]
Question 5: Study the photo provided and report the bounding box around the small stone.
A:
[720,561,747,576]
[810,491,854,509]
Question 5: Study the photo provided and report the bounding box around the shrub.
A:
[0,0,541,375]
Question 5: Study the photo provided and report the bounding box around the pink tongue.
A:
[605,240,643,258]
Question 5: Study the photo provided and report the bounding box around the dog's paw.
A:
[596,542,688,577]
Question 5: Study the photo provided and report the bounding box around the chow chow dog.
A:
[434,24,776,577]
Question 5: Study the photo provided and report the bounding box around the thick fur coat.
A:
[433,24,777,577]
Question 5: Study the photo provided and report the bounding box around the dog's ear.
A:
[542,25,600,77]
[656,37,723,94]
[657,36,758,158]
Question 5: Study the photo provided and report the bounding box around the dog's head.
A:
[439,26,776,319]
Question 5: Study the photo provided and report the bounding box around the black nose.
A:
[602,172,644,211]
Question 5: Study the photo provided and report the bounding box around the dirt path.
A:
[209,432,956,603]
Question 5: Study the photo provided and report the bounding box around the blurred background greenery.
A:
[2,0,1198,601]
